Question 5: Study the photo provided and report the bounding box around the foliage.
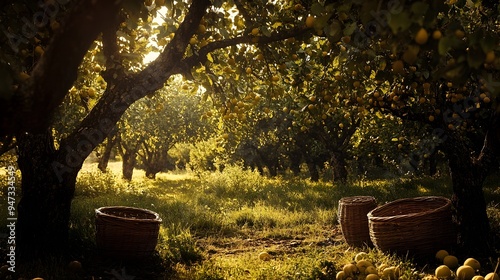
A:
[1,0,500,267]
[157,225,205,266]
[114,78,216,178]
[168,142,194,170]
[200,164,268,201]
[352,113,443,177]
[2,164,500,278]
[188,137,227,172]
[74,170,122,197]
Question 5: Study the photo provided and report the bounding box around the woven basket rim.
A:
[367,196,450,221]
[339,196,376,204]
[95,206,162,223]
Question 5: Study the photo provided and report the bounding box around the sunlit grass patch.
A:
[59,164,500,278]
[156,225,205,266]
[176,247,339,280]
[228,202,336,232]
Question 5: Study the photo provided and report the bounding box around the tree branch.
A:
[2,0,124,136]
[55,0,211,174]
[182,26,312,68]
[101,13,126,85]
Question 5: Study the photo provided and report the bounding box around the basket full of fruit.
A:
[95,206,162,260]
[367,196,456,259]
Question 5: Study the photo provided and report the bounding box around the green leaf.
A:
[271,22,283,29]
[480,34,498,53]
[438,35,462,55]
[262,27,272,37]
[444,64,465,80]
[206,53,213,63]
[438,36,455,55]
[411,2,429,17]
[311,3,324,16]
[467,47,484,69]
[325,4,335,13]
[325,20,342,42]
[337,3,352,12]
[388,11,412,34]
[343,23,357,36]
[314,15,331,30]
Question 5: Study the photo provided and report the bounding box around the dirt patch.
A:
[197,225,345,258]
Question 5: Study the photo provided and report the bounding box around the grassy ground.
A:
[1,162,499,279]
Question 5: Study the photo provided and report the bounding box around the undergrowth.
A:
[1,163,498,279]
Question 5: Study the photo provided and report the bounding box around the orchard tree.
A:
[134,82,213,179]
[314,0,500,256]
[0,0,319,261]
[352,113,442,177]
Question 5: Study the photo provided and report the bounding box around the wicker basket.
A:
[367,196,456,259]
[95,206,162,260]
[338,196,378,247]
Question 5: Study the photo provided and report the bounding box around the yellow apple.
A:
[485,273,500,280]
[435,265,452,279]
[68,260,82,271]
[343,263,358,277]
[415,28,429,45]
[305,16,315,28]
[463,258,480,271]
[366,274,380,280]
[444,255,459,268]
[258,251,271,261]
[356,260,374,274]
[456,265,475,280]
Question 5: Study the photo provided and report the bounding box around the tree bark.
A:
[1,0,123,136]
[428,150,438,176]
[288,151,302,175]
[122,148,138,181]
[306,160,320,181]
[332,152,348,184]
[443,132,496,257]
[16,130,79,262]
[98,133,118,172]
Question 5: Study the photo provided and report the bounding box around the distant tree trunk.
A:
[16,130,79,262]
[428,150,438,176]
[268,165,278,177]
[145,170,157,179]
[143,158,161,179]
[288,152,302,175]
[306,160,320,181]
[443,132,497,257]
[331,152,348,183]
[98,133,117,172]
[122,148,138,181]
[256,164,264,175]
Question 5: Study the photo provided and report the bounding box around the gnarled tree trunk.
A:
[16,130,79,262]
[121,147,138,181]
[331,151,348,184]
[442,128,499,257]
[98,132,118,172]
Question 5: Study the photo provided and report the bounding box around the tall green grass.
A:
[2,163,499,279]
